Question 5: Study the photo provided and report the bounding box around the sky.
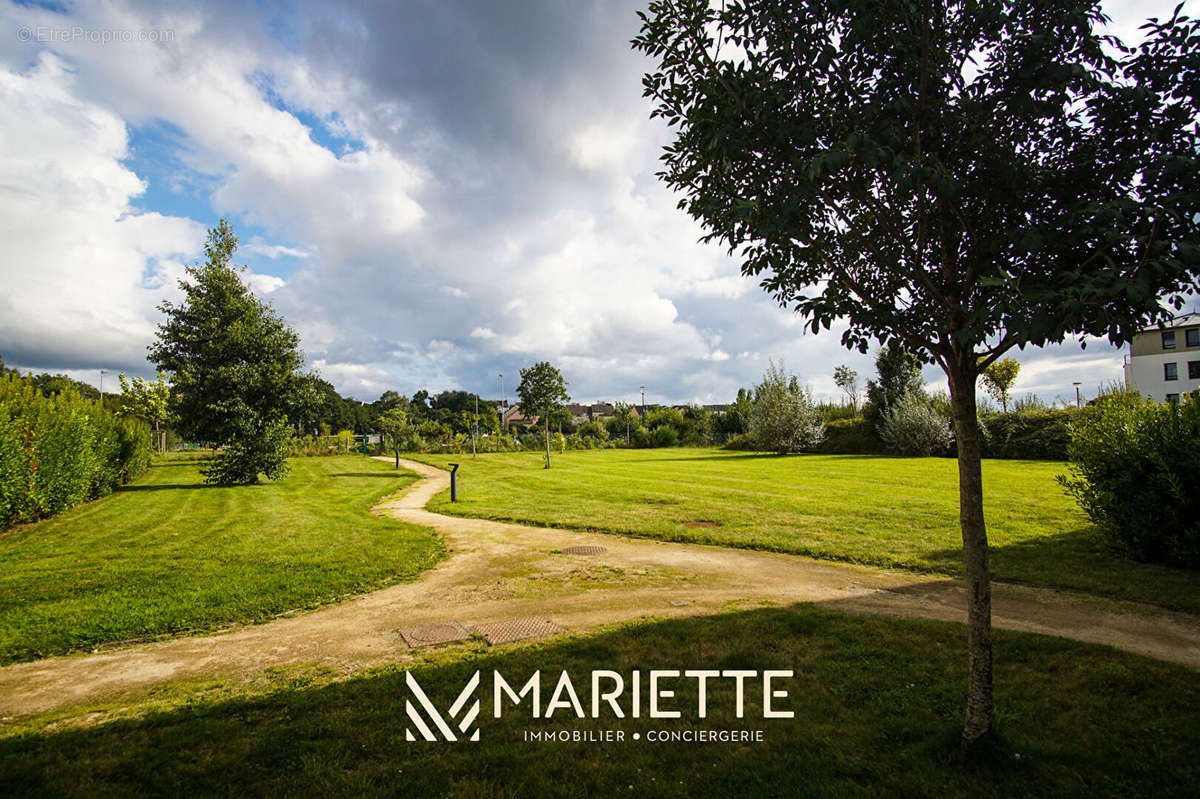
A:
[0,0,1194,407]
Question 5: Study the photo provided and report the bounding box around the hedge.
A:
[729,409,1082,460]
[0,374,151,528]
[981,408,1079,461]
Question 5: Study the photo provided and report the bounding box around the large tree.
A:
[515,362,570,468]
[149,219,304,485]
[634,0,1200,748]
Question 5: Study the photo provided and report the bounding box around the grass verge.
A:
[407,449,1198,612]
[1,605,1196,798]
[0,454,442,664]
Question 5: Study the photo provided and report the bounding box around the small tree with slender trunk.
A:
[516,362,570,469]
[980,358,1021,413]
[635,0,1200,749]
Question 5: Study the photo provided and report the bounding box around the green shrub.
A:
[879,393,953,456]
[652,424,680,447]
[1059,393,1200,567]
[982,408,1079,460]
[814,418,887,455]
[202,416,291,485]
[0,373,151,527]
[722,432,756,451]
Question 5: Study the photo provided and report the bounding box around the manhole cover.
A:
[561,545,607,555]
[683,521,721,528]
[472,617,564,645]
[397,621,470,648]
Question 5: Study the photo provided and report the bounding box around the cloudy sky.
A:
[0,0,1193,407]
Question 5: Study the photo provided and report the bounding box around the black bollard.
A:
[448,462,460,502]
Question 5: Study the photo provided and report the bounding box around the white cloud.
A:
[0,51,204,373]
[246,242,310,259]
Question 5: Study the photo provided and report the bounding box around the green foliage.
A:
[651,424,679,447]
[1060,393,1200,566]
[376,408,420,456]
[149,219,302,485]
[833,365,860,412]
[201,416,291,486]
[980,358,1021,413]
[864,345,925,430]
[749,361,824,453]
[713,387,753,442]
[575,420,609,442]
[880,393,955,457]
[516,362,570,468]
[814,418,887,455]
[983,408,1079,460]
[0,373,150,528]
[116,372,170,429]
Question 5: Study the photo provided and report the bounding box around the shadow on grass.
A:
[2,606,1197,798]
[616,451,904,465]
[115,483,211,492]
[328,472,411,479]
[924,526,1200,613]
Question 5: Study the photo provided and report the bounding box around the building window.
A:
[1162,331,1177,349]
[1164,362,1178,381]
[1166,393,1180,404]
[1188,329,1200,348]
[1190,361,1200,380]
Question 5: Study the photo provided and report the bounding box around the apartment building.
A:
[1123,312,1200,402]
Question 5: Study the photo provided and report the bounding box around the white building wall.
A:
[1126,349,1200,402]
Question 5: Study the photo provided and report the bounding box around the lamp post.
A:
[472,393,478,458]
[499,373,505,430]
[1073,382,1082,409]
[99,369,108,403]
[640,385,646,421]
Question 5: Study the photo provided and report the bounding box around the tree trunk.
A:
[395,447,400,469]
[948,368,993,750]
[544,416,551,469]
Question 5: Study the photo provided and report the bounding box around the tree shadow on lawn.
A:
[2,606,1196,798]
[924,526,1200,613]
[328,472,412,479]
[114,484,214,492]
[616,452,904,465]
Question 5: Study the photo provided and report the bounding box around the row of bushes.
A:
[726,407,1081,461]
[1,374,151,528]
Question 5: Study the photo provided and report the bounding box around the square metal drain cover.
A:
[560,545,607,555]
[397,621,470,648]
[472,617,564,645]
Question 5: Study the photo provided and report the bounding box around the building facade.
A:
[1123,312,1200,402]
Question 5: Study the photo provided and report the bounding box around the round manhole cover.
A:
[683,521,721,528]
[560,545,607,555]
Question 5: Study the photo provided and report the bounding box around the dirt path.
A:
[2,457,1198,719]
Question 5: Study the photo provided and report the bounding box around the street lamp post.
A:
[499,373,505,430]
[99,369,108,403]
[1073,382,1082,408]
[473,393,478,458]
[640,386,646,421]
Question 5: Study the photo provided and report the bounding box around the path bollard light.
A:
[448,463,460,502]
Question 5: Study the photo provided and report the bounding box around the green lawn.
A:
[2,606,1196,798]
[0,454,442,665]
[409,449,1198,612]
